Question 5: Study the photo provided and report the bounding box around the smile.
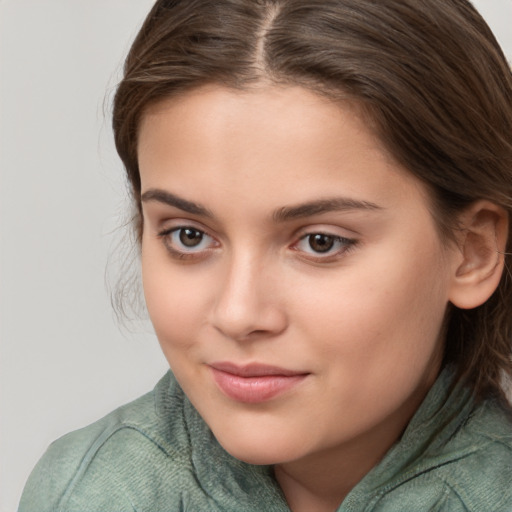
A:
[209,362,309,404]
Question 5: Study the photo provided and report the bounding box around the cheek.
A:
[294,238,450,370]
[141,248,209,352]
[288,244,450,432]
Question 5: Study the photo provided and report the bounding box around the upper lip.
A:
[209,361,308,377]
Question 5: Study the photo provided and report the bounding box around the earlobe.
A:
[448,201,509,310]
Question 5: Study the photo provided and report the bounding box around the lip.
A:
[209,362,309,404]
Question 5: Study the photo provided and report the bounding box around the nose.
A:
[211,253,288,341]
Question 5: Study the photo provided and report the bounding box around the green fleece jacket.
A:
[19,368,512,511]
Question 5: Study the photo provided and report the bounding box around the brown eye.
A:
[179,228,204,247]
[294,232,357,260]
[308,234,335,253]
[158,226,217,257]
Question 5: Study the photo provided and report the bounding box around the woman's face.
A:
[138,85,458,469]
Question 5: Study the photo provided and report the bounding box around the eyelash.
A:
[156,226,358,262]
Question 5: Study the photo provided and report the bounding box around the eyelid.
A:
[293,222,361,238]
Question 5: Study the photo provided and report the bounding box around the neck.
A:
[274,431,391,512]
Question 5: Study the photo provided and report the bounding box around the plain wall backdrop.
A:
[1,1,511,511]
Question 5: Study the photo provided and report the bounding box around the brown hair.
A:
[113,0,512,404]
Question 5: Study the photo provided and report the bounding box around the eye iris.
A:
[309,234,334,253]
[179,228,203,247]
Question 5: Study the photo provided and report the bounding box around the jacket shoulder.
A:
[18,373,188,512]
[442,401,512,511]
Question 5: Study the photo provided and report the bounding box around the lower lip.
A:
[210,368,307,404]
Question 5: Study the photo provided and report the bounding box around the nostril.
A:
[240,329,274,340]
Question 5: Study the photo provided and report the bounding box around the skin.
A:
[138,85,462,511]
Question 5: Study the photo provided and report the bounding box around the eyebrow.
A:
[141,188,383,221]
[272,197,383,222]
[141,189,213,217]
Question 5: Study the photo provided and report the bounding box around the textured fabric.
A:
[19,368,512,511]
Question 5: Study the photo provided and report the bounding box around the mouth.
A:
[208,362,309,404]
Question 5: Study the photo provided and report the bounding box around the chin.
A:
[213,428,305,466]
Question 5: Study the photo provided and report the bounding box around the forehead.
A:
[137,85,430,218]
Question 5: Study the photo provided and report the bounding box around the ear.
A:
[448,200,508,310]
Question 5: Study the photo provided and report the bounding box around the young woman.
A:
[20,1,512,510]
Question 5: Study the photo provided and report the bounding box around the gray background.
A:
[1,1,511,511]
